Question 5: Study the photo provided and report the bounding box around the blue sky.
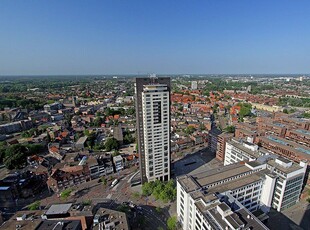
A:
[0,0,309,75]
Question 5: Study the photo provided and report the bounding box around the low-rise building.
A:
[0,120,33,134]
[75,136,88,150]
[47,165,90,192]
[93,208,129,230]
[255,135,310,163]
[113,155,124,172]
[285,129,310,147]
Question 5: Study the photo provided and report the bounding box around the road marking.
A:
[128,171,139,183]
[106,194,112,199]
[112,183,120,191]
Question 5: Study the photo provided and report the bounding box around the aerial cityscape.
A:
[0,1,310,230]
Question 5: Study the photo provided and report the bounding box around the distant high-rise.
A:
[135,76,171,183]
[191,81,198,90]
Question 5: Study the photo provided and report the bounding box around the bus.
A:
[111,179,119,188]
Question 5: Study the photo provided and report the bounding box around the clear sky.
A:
[0,0,310,75]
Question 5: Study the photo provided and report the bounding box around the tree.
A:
[184,126,195,135]
[224,125,235,133]
[167,216,177,230]
[82,200,92,206]
[60,188,73,200]
[156,206,162,214]
[28,201,40,210]
[100,176,107,185]
[237,103,252,120]
[3,144,28,169]
[142,181,155,196]
[105,138,120,151]
[83,129,90,136]
[132,191,141,199]
[302,112,310,118]
[124,133,135,145]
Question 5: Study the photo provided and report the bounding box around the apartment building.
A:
[255,135,310,163]
[216,133,234,161]
[285,129,310,147]
[273,114,310,131]
[135,77,171,183]
[208,128,222,153]
[235,127,259,143]
[177,158,306,229]
[257,122,287,137]
[191,81,198,90]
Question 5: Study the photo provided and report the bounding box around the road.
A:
[38,165,167,229]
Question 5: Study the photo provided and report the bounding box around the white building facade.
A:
[191,81,198,90]
[224,139,307,212]
[141,84,170,182]
[177,157,306,230]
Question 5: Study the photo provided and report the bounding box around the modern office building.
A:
[135,76,171,183]
[224,138,307,211]
[177,156,306,229]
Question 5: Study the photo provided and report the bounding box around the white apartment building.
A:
[191,81,198,90]
[136,77,171,183]
[142,84,170,182]
[177,157,306,229]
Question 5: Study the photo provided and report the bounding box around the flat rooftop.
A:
[93,208,129,230]
[45,203,72,216]
[195,198,269,230]
[228,139,261,158]
[192,163,251,187]
[267,159,303,174]
[0,210,44,230]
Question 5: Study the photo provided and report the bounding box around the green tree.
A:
[105,138,120,151]
[3,144,28,169]
[184,126,195,135]
[132,191,141,199]
[100,176,107,185]
[156,206,162,214]
[83,129,90,136]
[142,181,155,196]
[153,180,165,200]
[302,112,310,118]
[28,201,40,210]
[167,216,177,230]
[82,200,92,206]
[60,188,73,200]
[124,133,135,144]
[224,125,235,133]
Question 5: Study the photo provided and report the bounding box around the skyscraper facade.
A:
[135,76,171,183]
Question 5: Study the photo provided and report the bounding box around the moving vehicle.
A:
[111,179,119,187]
